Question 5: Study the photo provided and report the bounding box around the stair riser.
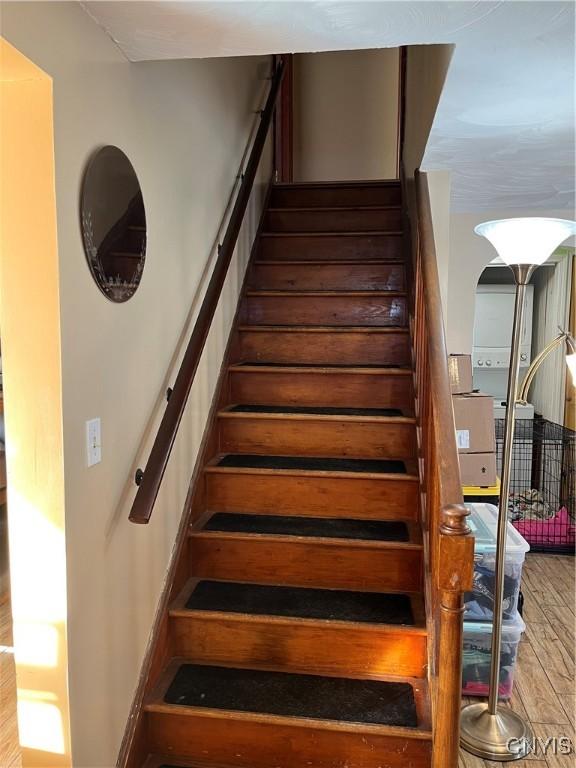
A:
[249,261,406,291]
[171,614,427,679]
[245,294,407,327]
[265,208,402,233]
[258,234,403,262]
[229,370,414,411]
[189,536,422,592]
[147,710,431,767]
[205,473,419,520]
[218,417,417,459]
[270,184,402,208]
[238,329,411,366]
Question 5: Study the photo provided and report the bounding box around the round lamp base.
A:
[460,702,533,762]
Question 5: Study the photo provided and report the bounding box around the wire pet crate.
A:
[495,418,576,554]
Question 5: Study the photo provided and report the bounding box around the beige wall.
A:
[426,170,452,312]
[0,39,72,767]
[1,3,272,766]
[294,48,399,181]
[403,44,454,178]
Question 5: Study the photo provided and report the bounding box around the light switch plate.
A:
[86,418,101,467]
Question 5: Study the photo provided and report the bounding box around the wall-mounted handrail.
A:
[129,58,286,525]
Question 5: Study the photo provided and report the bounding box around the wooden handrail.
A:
[414,169,463,508]
[129,59,286,525]
[406,169,474,768]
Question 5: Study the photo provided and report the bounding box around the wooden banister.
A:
[129,59,285,525]
[414,170,463,507]
[406,169,474,767]
[436,504,474,764]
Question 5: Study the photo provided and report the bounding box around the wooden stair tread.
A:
[143,758,235,768]
[220,403,415,422]
[190,531,421,551]
[214,454,406,475]
[151,662,427,731]
[255,258,404,265]
[202,512,409,541]
[272,180,401,189]
[260,230,403,238]
[176,579,424,627]
[143,759,233,768]
[267,205,401,212]
[232,361,409,370]
[225,403,404,415]
[191,509,422,548]
[238,324,409,332]
[229,363,411,374]
[245,290,406,297]
[204,463,418,482]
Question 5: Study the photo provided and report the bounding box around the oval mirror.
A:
[80,146,147,302]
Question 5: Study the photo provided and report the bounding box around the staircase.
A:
[128,179,443,768]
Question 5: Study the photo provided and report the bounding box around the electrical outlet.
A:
[86,418,101,467]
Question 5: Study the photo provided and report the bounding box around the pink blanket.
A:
[513,507,575,545]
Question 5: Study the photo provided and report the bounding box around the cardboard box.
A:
[452,392,496,454]
[459,452,497,487]
[448,354,473,395]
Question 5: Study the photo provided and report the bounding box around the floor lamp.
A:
[460,217,576,761]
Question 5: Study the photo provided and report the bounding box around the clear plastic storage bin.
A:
[462,612,525,700]
[465,503,530,622]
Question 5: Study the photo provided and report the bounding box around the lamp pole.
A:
[460,264,534,761]
[460,216,576,762]
[488,264,534,714]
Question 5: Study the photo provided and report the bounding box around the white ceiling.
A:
[81,1,575,213]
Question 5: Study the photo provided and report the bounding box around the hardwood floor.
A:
[0,598,20,768]
[0,509,21,768]
[460,553,575,768]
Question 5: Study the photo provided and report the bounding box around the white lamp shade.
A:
[474,217,576,265]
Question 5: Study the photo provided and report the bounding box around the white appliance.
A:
[473,284,534,399]
[493,401,535,420]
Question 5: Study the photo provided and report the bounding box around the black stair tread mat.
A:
[157,763,240,768]
[156,761,241,768]
[229,404,404,417]
[203,513,409,542]
[236,361,404,368]
[186,580,415,624]
[216,454,406,474]
[164,663,418,728]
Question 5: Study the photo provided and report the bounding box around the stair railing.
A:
[408,169,475,767]
[128,58,285,525]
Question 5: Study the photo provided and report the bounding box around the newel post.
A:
[432,504,474,768]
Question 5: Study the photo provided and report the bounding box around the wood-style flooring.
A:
[460,554,575,768]
[0,593,20,768]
